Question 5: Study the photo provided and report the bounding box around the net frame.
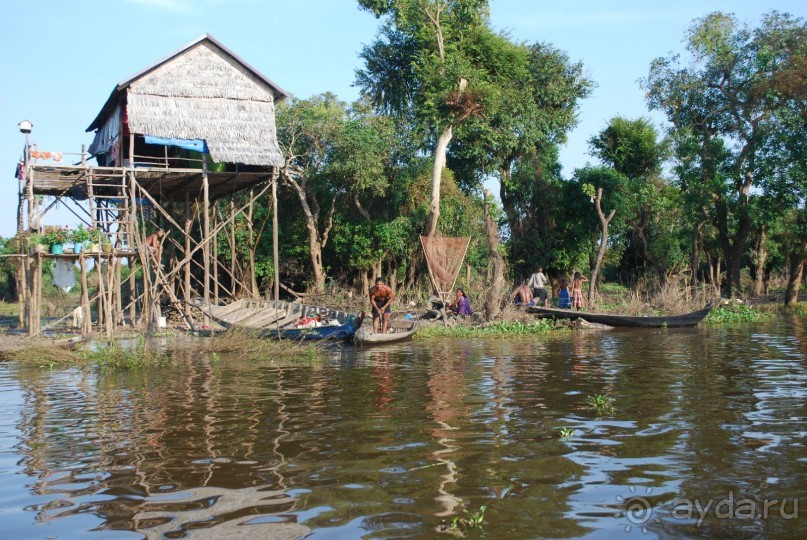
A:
[420,235,471,306]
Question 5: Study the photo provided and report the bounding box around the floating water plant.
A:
[443,505,488,531]
[586,394,615,415]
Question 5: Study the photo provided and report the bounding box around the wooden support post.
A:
[105,255,114,337]
[79,253,92,335]
[202,162,210,325]
[129,169,143,329]
[230,200,236,296]
[272,171,280,302]
[128,258,137,325]
[96,253,105,333]
[114,254,123,326]
[213,209,219,306]
[35,254,42,336]
[247,189,257,298]
[184,188,192,321]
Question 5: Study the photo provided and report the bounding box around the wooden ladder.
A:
[87,168,131,250]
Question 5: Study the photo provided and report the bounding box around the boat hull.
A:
[354,320,418,345]
[527,305,712,328]
[207,299,364,340]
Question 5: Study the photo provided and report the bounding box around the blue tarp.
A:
[144,135,208,154]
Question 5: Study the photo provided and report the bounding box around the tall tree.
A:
[276,94,352,291]
[589,117,679,283]
[645,11,806,294]
[356,0,491,236]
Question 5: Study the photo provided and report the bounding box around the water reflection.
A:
[0,317,805,538]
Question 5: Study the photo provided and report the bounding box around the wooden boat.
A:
[207,299,364,340]
[354,319,418,345]
[527,304,712,328]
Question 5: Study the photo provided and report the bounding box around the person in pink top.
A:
[571,272,588,311]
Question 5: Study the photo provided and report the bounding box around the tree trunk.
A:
[715,201,751,296]
[308,230,325,292]
[360,270,370,299]
[785,248,806,306]
[483,190,505,320]
[691,224,703,299]
[424,125,453,237]
[752,226,767,297]
[589,188,615,306]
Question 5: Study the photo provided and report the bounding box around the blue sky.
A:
[1,0,804,236]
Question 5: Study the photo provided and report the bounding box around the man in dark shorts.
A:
[369,277,394,333]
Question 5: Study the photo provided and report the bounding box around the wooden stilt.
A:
[96,253,105,333]
[247,189,257,297]
[230,200,236,296]
[128,258,137,325]
[272,172,280,302]
[213,209,219,306]
[202,163,210,325]
[184,188,192,321]
[79,253,92,335]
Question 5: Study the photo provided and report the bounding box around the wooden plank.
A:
[239,308,287,328]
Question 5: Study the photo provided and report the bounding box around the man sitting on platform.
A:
[145,229,165,258]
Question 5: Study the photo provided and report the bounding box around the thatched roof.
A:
[87,34,288,167]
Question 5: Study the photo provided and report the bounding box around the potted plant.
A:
[70,225,90,253]
[28,233,46,254]
[87,227,104,252]
[43,227,69,254]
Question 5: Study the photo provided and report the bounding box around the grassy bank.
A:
[704,303,777,324]
[203,329,324,362]
[415,319,561,339]
[1,329,325,369]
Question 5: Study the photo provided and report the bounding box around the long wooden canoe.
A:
[354,319,418,345]
[527,304,712,328]
[207,299,364,340]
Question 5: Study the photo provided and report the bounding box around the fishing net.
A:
[420,236,471,303]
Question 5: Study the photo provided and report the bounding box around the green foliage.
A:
[705,304,776,324]
[645,10,806,292]
[69,225,91,243]
[446,505,487,531]
[586,394,615,415]
[416,319,557,338]
[589,117,668,179]
[86,338,173,370]
[42,227,69,246]
[559,427,575,440]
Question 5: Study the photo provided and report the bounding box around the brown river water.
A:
[1,315,806,539]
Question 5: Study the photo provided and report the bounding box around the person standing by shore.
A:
[527,266,549,307]
[571,272,588,311]
[369,277,394,333]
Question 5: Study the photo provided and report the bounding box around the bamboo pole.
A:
[96,253,105,333]
[230,200,236,296]
[213,206,219,305]
[272,172,279,302]
[203,162,210,325]
[35,254,42,335]
[162,182,272,284]
[105,254,114,336]
[247,189,256,298]
[128,258,137,325]
[80,253,92,335]
[184,188,192,321]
